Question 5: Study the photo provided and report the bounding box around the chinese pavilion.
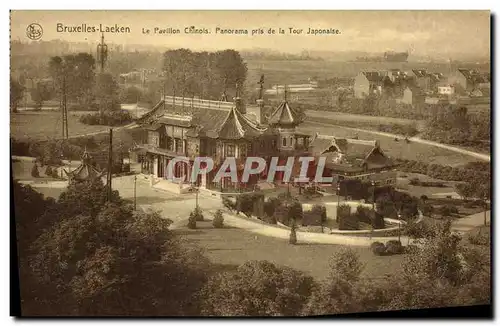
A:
[130,84,311,192]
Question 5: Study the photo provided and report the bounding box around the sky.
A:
[10,10,490,58]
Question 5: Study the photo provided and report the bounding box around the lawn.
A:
[299,121,479,166]
[10,111,110,141]
[176,221,406,281]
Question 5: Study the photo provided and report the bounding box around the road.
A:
[305,120,491,162]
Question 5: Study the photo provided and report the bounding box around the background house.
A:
[354,71,386,98]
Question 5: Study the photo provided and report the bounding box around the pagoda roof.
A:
[64,150,105,182]
[214,107,266,140]
[267,101,302,127]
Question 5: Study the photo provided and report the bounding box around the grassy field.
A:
[10,111,109,141]
[246,59,489,86]
[299,121,479,166]
[176,220,405,281]
[305,110,424,129]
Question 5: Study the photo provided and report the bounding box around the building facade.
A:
[130,92,311,193]
[308,133,398,187]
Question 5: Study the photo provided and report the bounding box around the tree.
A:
[201,260,316,316]
[95,73,121,112]
[57,178,121,218]
[49,53,96,106]
[119,86,142,104]
[214,49,248,96]
[31,81,54,110]
[455,182,474,201]
[31,164,40,178]
[26,181,211,317]
[302,248,366,315]
[10,77,25,112]
[289,221,297,245]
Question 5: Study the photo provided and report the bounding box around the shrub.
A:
[187,210,197,229]
[289,223,297,245]
[79,110,133,127]
[372,212,386,229]
[468,229,490,246]
[274,204,290,226]
[222,196,236,212]
[302,205,326,226]
[420,203,434,217]
[385,240,404,255]
[265,214,277,225]
[212,209,224,228]
[263,197,281,217]
[193,206,204,221]
[463,201,476,209]
[237,193,256,217]
[51,168,60,179]
[31,164,40,178]
[338,212,359,230]
[409,177,420,185]
[371,242,386,256]
[355,205,372,224]
[438,204,458,217]
[45,165,53,177]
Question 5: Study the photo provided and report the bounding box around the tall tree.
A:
[214,49,248,97]
[31,81,54,110]
[10,77,25,113]
[94,73,121,112]
[49,53,96,106]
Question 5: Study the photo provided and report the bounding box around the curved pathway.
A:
[306,120,490,162]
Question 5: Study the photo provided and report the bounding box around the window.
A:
[290,137,294,147]
[226,144,235,157]
[282,137,287,147]
[239,144,247,158]
[175,138,182,153]
[297,137,304,145]
[148,131,159,147]
[166,137,173,151]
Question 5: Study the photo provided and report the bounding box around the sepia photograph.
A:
[10,10,491,317]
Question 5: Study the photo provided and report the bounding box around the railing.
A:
[163,95,233,110]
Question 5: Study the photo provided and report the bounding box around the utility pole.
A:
[484,198,488,226]
[134,175,137,210]
[107,128,113,201]
[97,33,108,73]
[63,74,68,139]
[371,180,376,210]
[398,211,402,242]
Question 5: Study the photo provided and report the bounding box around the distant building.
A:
[354,71,387,98]
[448,68,490,93]
[308,134,398,186]
[408,69,431,91]
[438,85,455,95]
[265,83,318,95]
[398,86,425,105]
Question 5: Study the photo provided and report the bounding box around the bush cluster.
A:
[409,177,446,188]
[437,204,459,217]
[371,240,404,256]
[337,204,359,230]
[79,110,133,126]
[396,159,490,186]
[212,209,224,228]
[302,205,327,226]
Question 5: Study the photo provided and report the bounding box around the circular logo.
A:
[26,23,43,40]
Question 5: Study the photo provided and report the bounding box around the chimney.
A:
[256,98,266,124]
[234,82,246,113]
[234,97,246,114]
